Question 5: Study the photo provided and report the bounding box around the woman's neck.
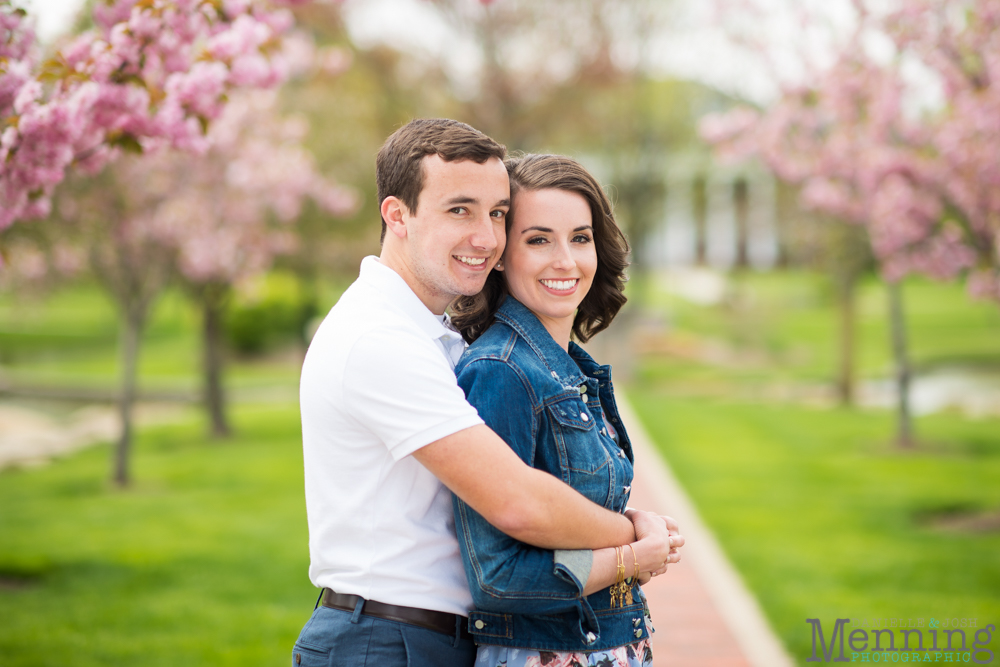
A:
[533,311,573,351]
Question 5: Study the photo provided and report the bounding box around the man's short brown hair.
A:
[376,119,507,243]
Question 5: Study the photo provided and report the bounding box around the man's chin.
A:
[456,278,491,298]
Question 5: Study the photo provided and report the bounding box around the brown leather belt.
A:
[320,589,472,640]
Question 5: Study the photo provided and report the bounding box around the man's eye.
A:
[490,210,507,219]
[450,207,467,215]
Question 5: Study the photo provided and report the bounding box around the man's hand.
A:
[626,510,685,579]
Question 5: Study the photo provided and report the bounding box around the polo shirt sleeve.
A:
[342,324,483,461]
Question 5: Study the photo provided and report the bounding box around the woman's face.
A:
[500,187,598,340]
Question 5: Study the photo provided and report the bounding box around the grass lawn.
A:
[641,271,1000,384]
[628,393,1000,661]
[0,403,315,667]
[1,271,998,664]
[627,270,1000,662]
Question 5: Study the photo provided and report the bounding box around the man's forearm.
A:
[500,467,636,550]
[414,425,635,549]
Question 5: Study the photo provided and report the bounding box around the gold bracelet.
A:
[611,546,625,607]
[626,543,639,582]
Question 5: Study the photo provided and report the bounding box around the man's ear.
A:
[381,196,409,240]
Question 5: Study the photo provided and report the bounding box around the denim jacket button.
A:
[635,628,643,638]
[623,485,631,493]
[633,618,641,627]
[581,413,589,422]
[586,632,597,643]
[578,385,587,394]
[474,620,485,630]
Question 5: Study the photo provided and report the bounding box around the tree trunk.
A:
[773,180,796,269]
[888,280,914,448]
[113,308,143,487]
[202,288,231,438]
[836,274,856,406]
[733,177,750,270]
[693,175,708,266]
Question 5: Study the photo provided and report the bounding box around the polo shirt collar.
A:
[359,256,462,344]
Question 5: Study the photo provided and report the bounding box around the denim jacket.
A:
[452,296,649,653]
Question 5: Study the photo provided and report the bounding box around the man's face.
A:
[401,155,510,313]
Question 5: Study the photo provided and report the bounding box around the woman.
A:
[451,154,678,667]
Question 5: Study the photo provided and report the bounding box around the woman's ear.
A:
[381,196,408,240]
[494,259,504,271]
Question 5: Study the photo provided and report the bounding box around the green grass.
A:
[0,403,314,667]
[2,271,998,664]
[0,279,351,393]
[640,271,1000,385]
[628,393,1000,662]
[626,270,1000,662]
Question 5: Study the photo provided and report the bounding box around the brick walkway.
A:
[619,397,796,667]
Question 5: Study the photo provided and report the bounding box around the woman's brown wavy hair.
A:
[452,153,629,344]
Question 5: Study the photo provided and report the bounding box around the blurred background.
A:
[1,0,998,665]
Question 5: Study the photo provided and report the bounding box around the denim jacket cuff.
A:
[553,549,592,593]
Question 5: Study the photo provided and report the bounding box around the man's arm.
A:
[414,424,635,550]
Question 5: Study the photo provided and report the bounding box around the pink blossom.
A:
[0,0,311,231]
[704,0,1000,306]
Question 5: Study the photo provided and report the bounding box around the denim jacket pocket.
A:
[545,396,613,506]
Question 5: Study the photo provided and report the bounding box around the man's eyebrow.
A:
[444,196,478,206]
[443,197,510,207]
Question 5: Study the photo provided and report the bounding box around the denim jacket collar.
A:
[494,296,589,389]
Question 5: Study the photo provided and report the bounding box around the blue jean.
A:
[292,601,477,667]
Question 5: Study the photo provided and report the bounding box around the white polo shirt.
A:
[299,256,483,615]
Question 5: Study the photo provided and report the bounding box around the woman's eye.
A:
[573,234,593,243]
[526,236,547,245]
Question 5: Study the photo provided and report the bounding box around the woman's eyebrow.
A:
[520,225,594,234]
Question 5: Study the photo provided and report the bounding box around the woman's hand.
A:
[661,514,684,571]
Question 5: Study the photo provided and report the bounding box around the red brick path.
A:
[629,469,753,667]
[619,397,795,667]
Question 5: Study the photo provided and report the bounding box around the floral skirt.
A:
[475,639,654,667]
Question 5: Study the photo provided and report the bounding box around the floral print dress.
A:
[475,611,655,667]
[476,638,653,667]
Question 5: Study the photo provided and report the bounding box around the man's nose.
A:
[469,213,501,250]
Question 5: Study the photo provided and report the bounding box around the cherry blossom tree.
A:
[1,0,311,232]
[701,0,1000,447]
[3,0,355,483]
[153,88,357,437]
[41,85,354,482]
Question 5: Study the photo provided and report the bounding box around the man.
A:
[294,119,676,666]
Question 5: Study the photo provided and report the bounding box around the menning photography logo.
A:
[806,618,996,664]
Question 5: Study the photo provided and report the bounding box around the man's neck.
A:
[377,251,451,316]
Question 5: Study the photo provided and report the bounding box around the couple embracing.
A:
[295,118,684,667]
